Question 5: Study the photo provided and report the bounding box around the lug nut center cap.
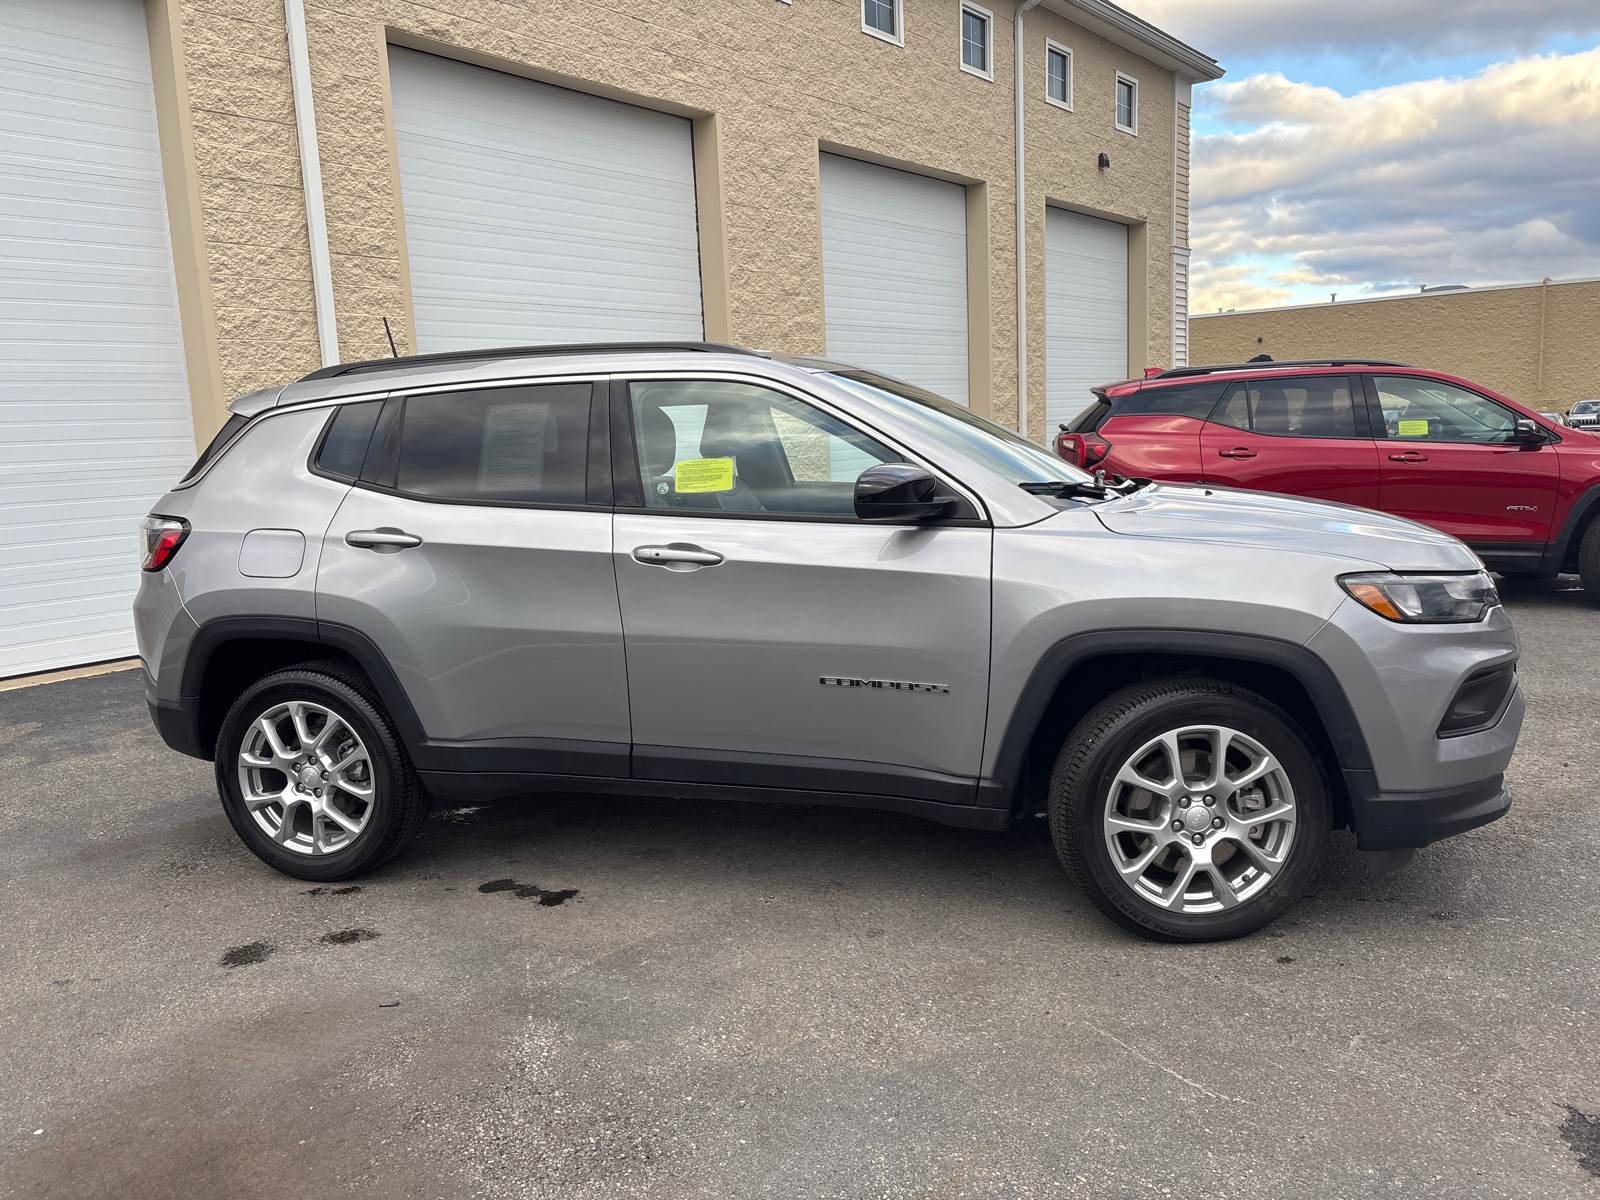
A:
[1182,805,1213,833]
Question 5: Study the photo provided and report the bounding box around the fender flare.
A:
[171,616,428,757]
[983,628,1374,805]
[1543,481,1600,576]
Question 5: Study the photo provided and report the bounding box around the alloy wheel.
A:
[1102,724,1297,913]
[237,700,375,856]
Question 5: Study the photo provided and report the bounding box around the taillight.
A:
[1082,433,1112,467]
[1054,430,1084,465]
[140,516,189,571]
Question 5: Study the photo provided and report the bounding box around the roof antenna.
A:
[381,317,399,358]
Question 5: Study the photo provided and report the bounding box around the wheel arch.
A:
[175,617,425,761]
[1547,481,1600,575]
[985,631,1372,829]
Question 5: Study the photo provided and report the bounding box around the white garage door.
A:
[819,154,969,405]
[0,0,195,678]
[1045,207,1129,429]
[388,48,703,352]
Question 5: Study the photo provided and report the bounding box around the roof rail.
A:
[298,341,768,382]
[1149,358,1412,380]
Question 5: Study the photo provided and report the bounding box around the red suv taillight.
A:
[140,516,189,571]
[1055,431,1112,468]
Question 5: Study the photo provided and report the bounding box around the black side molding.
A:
[416,770,1010,830]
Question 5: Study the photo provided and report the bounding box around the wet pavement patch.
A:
[478,877,580,906]
[1561,1106,1600,1177]
[320,928,380,945]
[303,885,361,895]
[220,942,274,968]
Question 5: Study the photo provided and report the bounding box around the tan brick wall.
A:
[169,0,1186,439]
[1190,279,1600,413]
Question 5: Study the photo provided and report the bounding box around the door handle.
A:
[632,543,724,568]
[346,528,422,549]
[1388,452,1429,463]
[1218,447,1256,459]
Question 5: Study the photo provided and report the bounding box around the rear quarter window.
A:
[1109,381,1229,420]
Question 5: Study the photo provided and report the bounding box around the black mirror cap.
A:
[854,463,957,522]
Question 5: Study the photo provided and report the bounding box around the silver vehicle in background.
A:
[1567,399,1600,429]
[134,343,1521,942]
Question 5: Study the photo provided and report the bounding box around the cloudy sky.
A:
[1121,1,1600,313]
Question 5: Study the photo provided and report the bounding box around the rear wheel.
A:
[1579,519,1600,606]
[1049,678,1329,942]
[215,663,426,881]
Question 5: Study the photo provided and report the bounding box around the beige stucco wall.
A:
[165,0,1187,441]
[1191,279,1600,414]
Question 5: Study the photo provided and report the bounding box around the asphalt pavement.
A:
[2,579,1598,1199]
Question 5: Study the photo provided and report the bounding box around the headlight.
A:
[1339,570,1499,623]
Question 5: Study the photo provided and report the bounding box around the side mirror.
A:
[854,463,956,522]
[1513,418,1545,444]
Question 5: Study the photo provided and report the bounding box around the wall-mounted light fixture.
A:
[1097,153,1110,169]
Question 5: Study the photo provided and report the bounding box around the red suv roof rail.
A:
[1149,359,1412,380]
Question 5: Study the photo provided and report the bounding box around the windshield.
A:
[1573,400,1600,414]
[824,369,1093,486]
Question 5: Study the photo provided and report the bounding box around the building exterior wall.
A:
[1191,278,1600,414]
[156,0,1201,441]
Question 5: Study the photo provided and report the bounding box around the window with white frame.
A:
[1115,72,1138,134]
[1045,40,1072,109]
[960,3,993,79]
[863,0,902,45]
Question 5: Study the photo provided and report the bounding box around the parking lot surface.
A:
[3,581,1598,1199]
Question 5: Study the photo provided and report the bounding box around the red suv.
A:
[1054,359,1600,599]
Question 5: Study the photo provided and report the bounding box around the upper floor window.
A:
[960,3,994,80]
[1045,40,1073,110]
[863,0,902,46]
[1116,72,1138,134]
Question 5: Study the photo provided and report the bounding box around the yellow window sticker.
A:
[1396,419,1430,437]
[674,457,735,493]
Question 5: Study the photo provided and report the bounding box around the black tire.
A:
[215,661,427,882]
[1048,678,1329,943]
[1579,519,1600,606]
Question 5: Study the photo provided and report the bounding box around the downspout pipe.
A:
[284,0,339,367]
[1014,0,1043,438]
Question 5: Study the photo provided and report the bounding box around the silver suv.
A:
[134,343,1521,942]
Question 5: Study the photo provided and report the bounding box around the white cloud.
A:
[1187,49,1600,311]
[1127,0,1600,59]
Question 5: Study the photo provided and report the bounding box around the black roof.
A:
[1147,358,1412,381]
[299,341,767,383]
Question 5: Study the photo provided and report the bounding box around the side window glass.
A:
[1209,377,1356,438]
[629,380,901,517]
[394,384,591,504]
[1372,376,1518,443]
[1211,383,1251,431]
[314,400,383,482]
[1115,381,1228,420]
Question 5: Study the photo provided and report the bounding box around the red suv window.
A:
[1210,376,1363,439]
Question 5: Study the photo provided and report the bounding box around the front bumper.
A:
[1345,771,1512,851]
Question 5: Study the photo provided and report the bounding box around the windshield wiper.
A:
[1019,474,1155,501]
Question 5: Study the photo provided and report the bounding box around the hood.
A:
[1092,484,1480,571]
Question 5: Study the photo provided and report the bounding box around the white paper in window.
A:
[479,401,554,493]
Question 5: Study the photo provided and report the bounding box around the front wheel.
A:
[215,663,426,881]
[1049,678,1329,942]
[1578,519,1600,606]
